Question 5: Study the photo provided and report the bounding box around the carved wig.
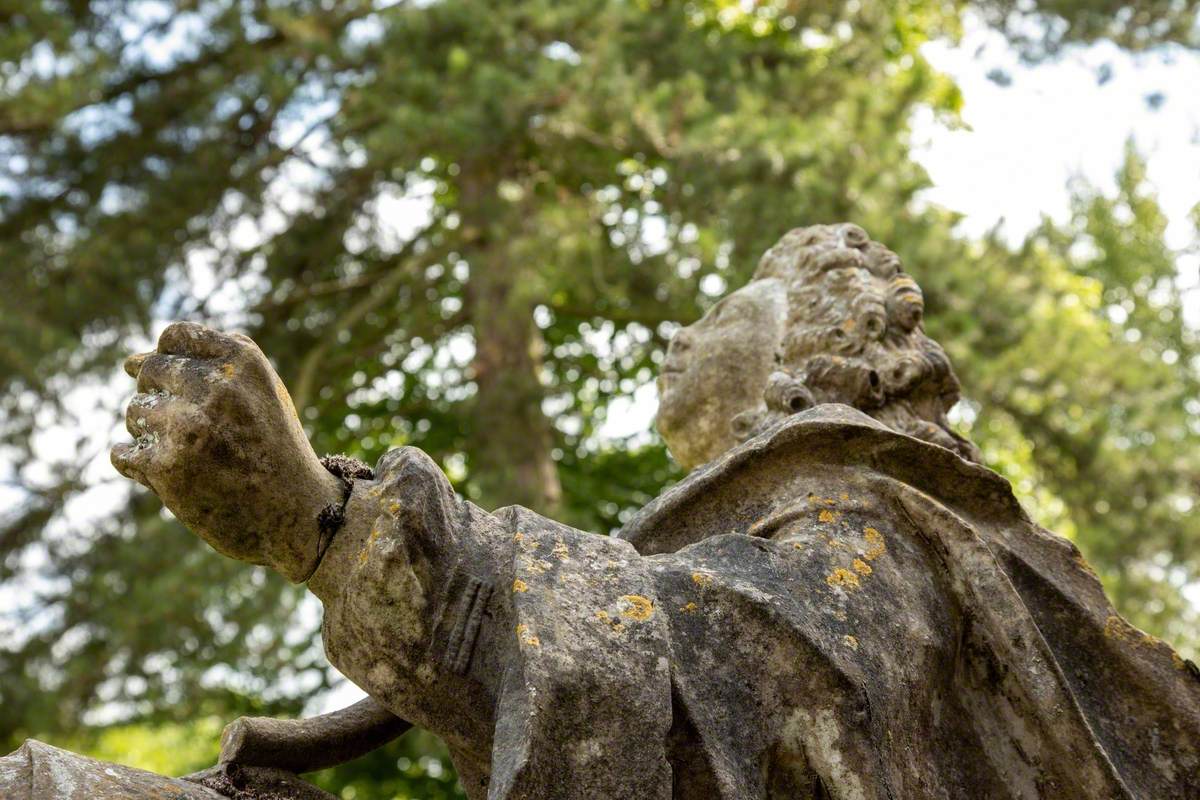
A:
[740,223,980,461]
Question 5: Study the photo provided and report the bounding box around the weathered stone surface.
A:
[624,404,1200,798]
[110,321,346,583]
[0,739,223,799]
[217,695,409,774]
[15,222,1193,798]
[0,739,338,799]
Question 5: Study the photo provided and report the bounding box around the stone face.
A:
[657,223,979,468]
[65,223,1200,798]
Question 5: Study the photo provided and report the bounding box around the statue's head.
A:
[656,223,980,469]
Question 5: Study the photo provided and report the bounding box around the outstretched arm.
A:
[216,696,411,773]
[112,321,346,582]
[112,324,414,777]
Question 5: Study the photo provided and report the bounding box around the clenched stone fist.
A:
[111,322,345,582]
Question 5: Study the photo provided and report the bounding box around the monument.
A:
[3,224,1198,799]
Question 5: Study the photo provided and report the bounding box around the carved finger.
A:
[135,353,212,397]
[124,391,180,438]
[157,321,241,359]
[110,440,157,490]
[124,351,154,379]
[112,403,205,491]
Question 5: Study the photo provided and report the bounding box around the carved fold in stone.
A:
[441,574,493,675]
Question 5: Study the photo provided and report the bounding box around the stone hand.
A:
[111,322,345,582]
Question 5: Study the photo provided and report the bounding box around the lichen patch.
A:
[1104,614,1131,641]
[826,568,860,589]
[357,528,382,565]
[619,594,654,622]
[862,527,886,560]
[516,624,540,647]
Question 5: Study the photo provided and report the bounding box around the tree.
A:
[1,1,1197,795]
[926,146,1200,649]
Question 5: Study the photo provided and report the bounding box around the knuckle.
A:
[229,332,256,349]
[158,321,193,348]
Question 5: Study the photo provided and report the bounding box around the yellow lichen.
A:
[620,594,654,622]
[826,568,860,589]
[512,578,529,593]
[843,635,859,651]
[357,529,382,565]
[552,541,569,561]
[691,571,714,587]
[513,532,524,543]
[818,509,839,524]
[595,610,610,621]
[273,378,301,420]
[1104,615,1130,641]
[522,557,551,575]
[388,501,400,515]
[681,602,698,613]
[852,559,872,576]
[792,542,804,551]
[840,493,850,501]
[222,362,236,378]
[1104,614,1180,656]
[515,624,540,647]
[863,527,886,560]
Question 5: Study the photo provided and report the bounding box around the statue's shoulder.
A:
[621,403,1022,555]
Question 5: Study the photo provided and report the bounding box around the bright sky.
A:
[5,18,1200,713]
[600,20,1200,440]
[917,17,1200,256]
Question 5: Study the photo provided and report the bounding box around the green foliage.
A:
[59,716,225,777]
[308,731,465,800]
[974,0,1200,58]
[930,146,1200,648]
[1,1,1198,797]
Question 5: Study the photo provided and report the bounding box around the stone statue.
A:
[4,224,1198,799]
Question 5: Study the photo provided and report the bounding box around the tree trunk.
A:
[461,175,562,516]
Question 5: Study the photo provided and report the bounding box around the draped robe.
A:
[311,403,1200,799]
[6,405,1197,799]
